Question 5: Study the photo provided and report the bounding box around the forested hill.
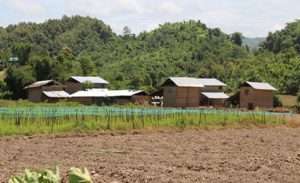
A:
[0,16,252,98]
[0,16,300,99]
[0,16,116,56]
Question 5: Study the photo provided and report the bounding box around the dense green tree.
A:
[31,55,53,80]
[123,26,134,38]
[11,43,31,65]
[5,66,34,99]
[231,32,243,46]
[78,56,96,76]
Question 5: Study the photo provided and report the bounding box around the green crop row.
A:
[0,106,290,136]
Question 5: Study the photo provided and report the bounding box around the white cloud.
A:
[158,1,182,15]
[271,23,286,32]
[64,0,144,17]
[5,0,45,16]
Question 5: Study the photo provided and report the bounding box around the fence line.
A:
[0,106,290,135]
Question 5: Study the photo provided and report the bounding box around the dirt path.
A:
[1,127,300,182]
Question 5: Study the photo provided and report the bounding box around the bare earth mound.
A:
[1,128,300,182]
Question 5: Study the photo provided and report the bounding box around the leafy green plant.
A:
[8,167,93,183]
[8,167,60,183]
[68,167,93,183]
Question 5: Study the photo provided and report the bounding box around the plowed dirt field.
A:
[1,127,300,182]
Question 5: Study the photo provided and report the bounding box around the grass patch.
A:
[0,99,82,107]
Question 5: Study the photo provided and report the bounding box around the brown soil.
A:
[1,127,300,183]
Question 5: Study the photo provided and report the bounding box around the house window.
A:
[244,89,249,95]
[218,86,223,90]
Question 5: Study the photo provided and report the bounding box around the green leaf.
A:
[68,167,93,183]
[8,176,25,183]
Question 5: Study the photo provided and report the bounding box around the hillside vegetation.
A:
[0,16,300,99]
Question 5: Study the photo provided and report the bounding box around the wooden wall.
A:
[70,97,94,105]
[71,96,150,105]
[201,86,223,92]
[27,85,64,102]
[132,95,151,105]
[27,88,43,102]
[65,82,82,94]
[240,87,274,109]
[163,86,177,107]
[163,86,200,107]
[200,97,226,107]
[65,81,108,94]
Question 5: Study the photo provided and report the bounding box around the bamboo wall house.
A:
[161,77,229,108]
[24,80,65,102]
[239,81,277,109]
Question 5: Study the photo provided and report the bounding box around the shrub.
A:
[273,95,282,107]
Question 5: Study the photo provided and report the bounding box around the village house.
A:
[24,80,66,102]
[25,75,150,105]
[65,76,109,94]
[70,89,149,105]
[161,77,229,108]
[239,81,277,109]
[24,77,277,109]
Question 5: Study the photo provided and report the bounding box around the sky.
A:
[0,0,300,37]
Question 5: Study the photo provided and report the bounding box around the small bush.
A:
[273,95,282,107]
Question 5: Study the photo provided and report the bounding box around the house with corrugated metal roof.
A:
[65,76,109,94]
[24,80,66,102]
[161,77,229,108]
[70,89,149,105]
[239,81,277,109]
[42,91,70,102]
[24,76,150,105]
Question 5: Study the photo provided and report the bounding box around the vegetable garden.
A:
[0,106,289,136]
